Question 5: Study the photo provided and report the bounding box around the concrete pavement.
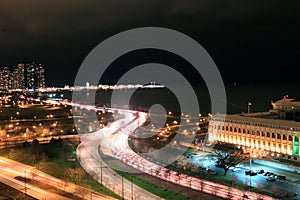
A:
[77,143,161,200]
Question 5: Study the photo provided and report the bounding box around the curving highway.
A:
[46,99,277,200]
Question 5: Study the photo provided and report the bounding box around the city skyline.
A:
[0,61,45,90]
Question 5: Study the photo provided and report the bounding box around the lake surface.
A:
[49,83,300,116]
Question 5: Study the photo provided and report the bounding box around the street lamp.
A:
[114,173,124,200]
[16,111,20,121]
[249,157,252,189]
[130,176,133,200]
[248,101,252,114]
[122,175,124,200]
[32,126,36,138]
[99,161,108,190]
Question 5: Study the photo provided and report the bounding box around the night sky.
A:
[1,0,300,88]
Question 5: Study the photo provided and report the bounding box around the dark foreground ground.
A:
[0,181,36,200]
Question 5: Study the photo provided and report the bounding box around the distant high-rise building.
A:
[0,68,5,91]
[12,64,25,89]
[26,62,45,89]
[0,62,45,90]
[37,63,45,88]
[0,67,12,90]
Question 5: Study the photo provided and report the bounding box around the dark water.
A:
[50,83,299,115]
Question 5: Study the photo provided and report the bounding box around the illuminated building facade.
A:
[208,98,300,161]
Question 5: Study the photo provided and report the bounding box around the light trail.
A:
[43,99,277,200]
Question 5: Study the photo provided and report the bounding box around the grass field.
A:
[116,169,193,200]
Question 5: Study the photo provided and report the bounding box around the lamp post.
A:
[114,173,124,199]
[16,111,20,122]
[97,146,108,190]
[24,168,27,196]
[100,162,107,189]
[248,102,252,114]
[122,175,124,200]
[131,176,133,200]
[249,157,251,188]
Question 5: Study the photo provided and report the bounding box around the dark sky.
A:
[1,0,300,87]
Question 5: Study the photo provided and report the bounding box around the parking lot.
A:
[189,153,300,199]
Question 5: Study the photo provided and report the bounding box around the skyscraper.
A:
[0,67,11,90]
[12,64,25,89]
[26,62,45,89]
[0,62,45,90]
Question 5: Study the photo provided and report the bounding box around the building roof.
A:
[273,97,300,107]
[212,113,300,129]
[240,111,275,117]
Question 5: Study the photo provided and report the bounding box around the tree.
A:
[65,168,85,184]
[32,139,39,145]
[49,138,57,145]
[22,141,29,148]
[214,142,250,175]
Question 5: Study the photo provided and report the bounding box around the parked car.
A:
[266,176,276,182]
[264,172,270,176]
[277,175,286,180]
[268,172,274,176]
[258,169,264,174]
[245,170,251,175]
[250,171,257,176]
